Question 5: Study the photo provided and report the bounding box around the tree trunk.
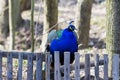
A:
[0,0,31,38]
[40,0,58,52]
[30,0,34,52]
[106,0,120,78]
[75,0,93,47]
[9,0,16,50]
[0,0,9,38]
[20,0,31,12]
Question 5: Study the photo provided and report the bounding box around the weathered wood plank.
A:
[74,52,80,80]
[7,52,13,80]
[17,53,23,80]
[104,54,108,80]
[0,51,45,61]
[60,57,104,72]
[64,52,70,80]
[94,54,99,80]
[0,51,112,80]
[85,54,90,80]
[0,52,2,80]
[45,53,50,80]
[27,53,33,80]
[54,51,61,80]
[112,54,119,80]
[36,53,42,80]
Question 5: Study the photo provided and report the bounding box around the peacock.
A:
[46,21,78,67]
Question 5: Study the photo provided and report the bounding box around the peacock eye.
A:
[69,26,72,30]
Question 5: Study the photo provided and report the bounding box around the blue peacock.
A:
[46,21,78,67]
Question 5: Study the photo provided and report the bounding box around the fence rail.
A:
[0,51,119,80]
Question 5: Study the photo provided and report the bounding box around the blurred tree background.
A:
[0,0,111,79]
[0,0,31,38]
[75,0,93,48]
[0,0,106,53]
[40,0,58,52]
[1,0,120,79]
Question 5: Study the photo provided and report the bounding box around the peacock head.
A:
[68,24,76,31]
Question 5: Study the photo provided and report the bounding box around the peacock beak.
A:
[73,27,77,31]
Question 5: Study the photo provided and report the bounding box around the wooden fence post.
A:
[27,53,33,80]
[0,52,2,80]
[112,54,119,80]
[94,54,99,80]
[17,53,23,80]
[64,52,70,80]
[7,52,13,80]
[36,53,42,80]
[85,54,90,80]
[104,54,108,80]
[1,51,119,80]
[74,52,80,80]
[45,52,50,80]
[54,51,61,80]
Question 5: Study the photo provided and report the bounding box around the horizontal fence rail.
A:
[0,51,45,61]
[0,51,119,80]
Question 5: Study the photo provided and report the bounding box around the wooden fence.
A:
[0,51,119,80]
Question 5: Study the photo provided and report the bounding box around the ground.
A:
[0,0,107,79]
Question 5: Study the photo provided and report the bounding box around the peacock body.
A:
[47,22,78,67]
